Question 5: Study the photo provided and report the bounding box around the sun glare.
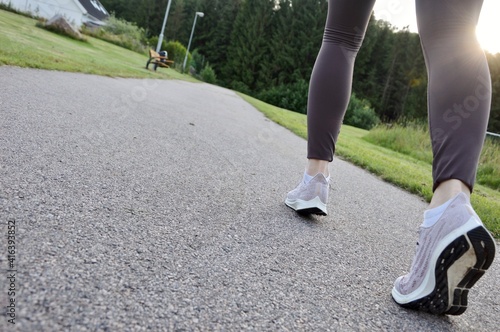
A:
[477,1,500,54]
[374,0,500,55]
[477,28,500,55]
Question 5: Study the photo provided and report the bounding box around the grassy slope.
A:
[238,93,500,238]
[0,9,195,81]
[2,9,499,237]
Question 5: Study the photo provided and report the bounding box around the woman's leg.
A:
[392,0,495,315]
[286,0,375,215]
[418,0,491,196]
[307,0,376,165]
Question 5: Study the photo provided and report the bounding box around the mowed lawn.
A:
[0,9,191,80]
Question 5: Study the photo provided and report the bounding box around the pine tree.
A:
[487,52,500,132]
[223,0,275,92]
[168,0,187,42]
[288,0,327,82]
[195,0,244,81]
[268,0,294,86]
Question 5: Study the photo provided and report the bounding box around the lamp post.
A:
[156,0,173,53]
[183,11,204,73]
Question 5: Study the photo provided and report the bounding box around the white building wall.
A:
[1,0,86,26]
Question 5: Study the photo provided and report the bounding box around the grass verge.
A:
[365,124,500,191]
[238,93,500,238]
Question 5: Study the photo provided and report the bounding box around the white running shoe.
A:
[285,173,329,215]
[392,193,496,315]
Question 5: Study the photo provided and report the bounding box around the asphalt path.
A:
[0,66,498,331]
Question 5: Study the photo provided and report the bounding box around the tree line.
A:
[100,0,500,133]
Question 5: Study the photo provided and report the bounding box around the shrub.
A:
[230,81,251,95]
[164,41,191,71]
[148,36,166,53]
[81,13,147,53]
[200,64,217,84]
[36,19,87,42]
[257,80,309,114]
[344,93,380,130]
[191,49,206,74]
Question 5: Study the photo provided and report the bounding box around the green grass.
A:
[365,124,500,191]
[0,9,195,81]
[2,9,499,237]
[238,93,500,238]
[477,139,500,190]
[364,123,434,164]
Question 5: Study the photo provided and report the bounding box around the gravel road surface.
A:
[0,66,498,331]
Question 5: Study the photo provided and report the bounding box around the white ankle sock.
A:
[303,171,330,184]
[422,195,456,228]
[303,171,314,184]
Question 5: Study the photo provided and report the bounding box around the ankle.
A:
[429,179,470,209]
[306,159,329,177]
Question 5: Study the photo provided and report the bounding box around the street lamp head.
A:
[196,12,204,17]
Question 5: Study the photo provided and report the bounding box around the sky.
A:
[373,0,500,54]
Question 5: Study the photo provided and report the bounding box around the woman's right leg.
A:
[392,0,496,315]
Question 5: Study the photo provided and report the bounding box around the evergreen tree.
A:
[100,0,166,38]
[400,34,427,121]
[168,0,187,42]
[487,52,500,133]
[353,18,393,115]
[268,0,294,86]
[268,0,326,85]
[288,0,327,82]
[223,0,275,92]
[180,0,203,44]
[380,28,414,121]
[196,0,244,81]
[353,20,427,122]
[352,14,377,94]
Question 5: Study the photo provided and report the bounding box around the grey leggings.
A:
[307,0,491,191]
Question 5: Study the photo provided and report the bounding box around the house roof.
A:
[78,0,109,21]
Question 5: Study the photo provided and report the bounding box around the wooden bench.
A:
[146,49,174,71]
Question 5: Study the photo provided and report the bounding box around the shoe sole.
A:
[392,224,496,315]
[285,196,327,216]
